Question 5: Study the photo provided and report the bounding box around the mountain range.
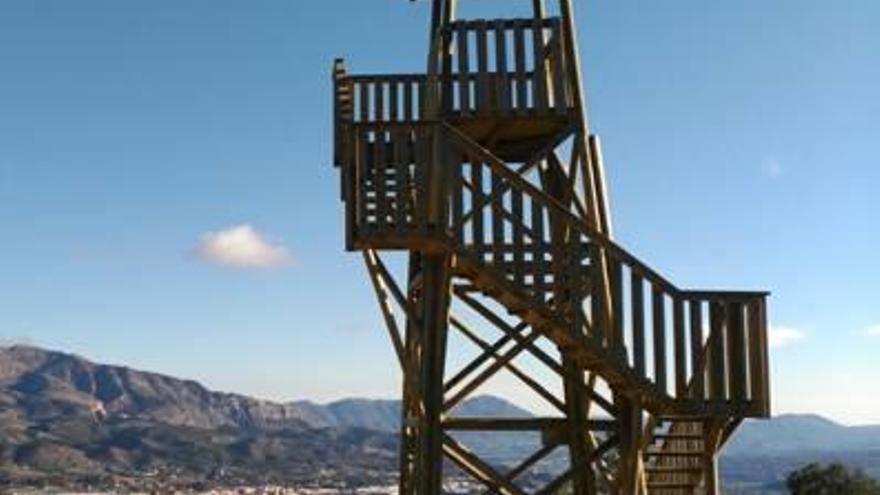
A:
[1,345,878,491]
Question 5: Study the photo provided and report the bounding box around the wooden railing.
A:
[332,17,574,137]
[338,120,770,418]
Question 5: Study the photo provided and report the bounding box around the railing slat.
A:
[550,19,567,114]
[727,302,748,403]
[393,129,407,234]
[689,300,704,399]
[457,22,471,116]
[389,80,399,122]
[512,188,524,287]
[631,272,645,378]
[494,20,510,114]
[374,129,387,231]
[532,18,548,113]
[513,20,528,114]
[471,158,484,259]
[531,199,546,302]
[652,286,667,394]
[357,128,369,234]
[491,169,504,266]
[709,302,727,402]
[476,20,490,115]
[673,297,687,398]
[610,258,624,359]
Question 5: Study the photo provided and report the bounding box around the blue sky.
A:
[0,1,877,424]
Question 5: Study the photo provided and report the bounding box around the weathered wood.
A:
[674,297,687,398]
[653,285,667,394]
[709,302,727,402]
[513,20,528,113]
[475,20,490,115]
[631,272,646,378]
[689,300,705,398]
[532,17,549,113]
[457,21,470,115]
[727,302,748,403]
[494,20,510,114]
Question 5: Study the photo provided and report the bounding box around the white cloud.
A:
[865,324,880,337]
[196,224,290,269]
[769,326,805,349]
[762,156,783,178]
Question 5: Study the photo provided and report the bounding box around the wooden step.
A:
[645,450,703,458]
[645,466,704,473]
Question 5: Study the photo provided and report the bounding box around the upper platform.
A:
[334,17,576,164]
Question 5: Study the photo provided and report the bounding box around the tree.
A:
[787,462,880,494]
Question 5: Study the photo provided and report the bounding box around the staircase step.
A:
[653,433,703,440]
[645,450,703,457]
[647,481,699,489]
[645,466,704,473]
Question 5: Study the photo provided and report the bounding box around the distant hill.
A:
[2,345,879,491]
[0,345,533,489]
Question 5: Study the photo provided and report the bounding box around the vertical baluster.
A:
[494,20,510,115]
[414,127,428,233]
[631,272,645,378]
[513,20,527,114]
[476,20,489,115]
[389,79,399,122]
[471,157,484,260]
[727,302,748,403]
[359,82,369,123]
[689,300,704,399]
[404,79,414,122]
[610,258,624,360]
[417,78,426,121]
[373,128,387,232]
[491,168,504,267]
[674,297,687,398]
[451,144,463,244]
[550,18,567,114]
[375,81,385,123]
[590,245,604,347]
[709,302,727,402]
[531,199,545,302]
[652,286,667,394]
[512,188,524,288]
[532,18,548,114]
[457,22,470,117]
[393,129,407,234]
[357,127,369,234]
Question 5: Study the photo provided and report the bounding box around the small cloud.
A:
[196,224,290,269]
[865,324,880,338]
[762,156,783,178]
[769,326,805,349]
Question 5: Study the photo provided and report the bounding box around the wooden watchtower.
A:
[331,1,770,493]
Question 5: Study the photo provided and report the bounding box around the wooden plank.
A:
[358,81,369,123]
[631,272,645,378]
[494,20,510,114]
[389,79,399,122]
[457,22,470,116]
[531,198,545,301]
[652,285,667,394]
[610,257,624,358]
[727,302,748,403]
[512,188,524,287]
[471,158,484,259]
[491,168,504,266]
[747,300,763,407]
[404,79,414,122]
[475,20,489,115]
[375,81,385,123]
[550,18,567,114]
[532,17,548,114]
[393,129,407,234]
[513,20,527,114]
[357,128,369,234]
[413,127,429,232]
[689,300,704,399]
[451,149,464,243]
[373,128,387,231]
[709,302,727,402]
[673,297,687,398]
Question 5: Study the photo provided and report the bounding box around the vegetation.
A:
[787,463,880,494]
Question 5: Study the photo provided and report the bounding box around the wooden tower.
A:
[331,1,770,493]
